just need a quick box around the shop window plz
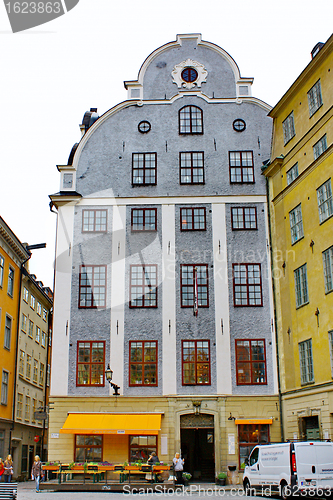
[129,341,157,386]
[129,435,157,463]
[77,341,105,386]
[75,435,103,462]
[238,424,269,469]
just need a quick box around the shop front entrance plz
[180,414,215,482]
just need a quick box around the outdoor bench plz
[0,482,17,500]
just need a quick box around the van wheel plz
[244,480,251,496]
[281,482,291,500]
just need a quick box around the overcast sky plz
[0,0,332,288]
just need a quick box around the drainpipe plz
[265,176,284,442]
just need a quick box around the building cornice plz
[0,216,31,262]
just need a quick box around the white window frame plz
[299,339,314,384]
[25,395,30,421]
[4,315,12,350]
[30,295,35,310]
[41,331,46,348]
[323,246,333,294]
[35,326,40,343]
[19,350,25,376]
[21,313,27,333]
[17,393,23,419]
[7,267,14,297]
[313,135,327,160]
[329,331,333,378]
[308,79,322,117]
[42,308,47,322]
[317,179,333,223]
[37,302,42,316]
[289,204,304,244]
[1,370,9,405]
[282,111,295,145]
[294,263,309,308]
[23,287,29,302]
[286,163,299,185]
[0,255,4,288]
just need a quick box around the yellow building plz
[264,34,333,441]
[0,216,30,460]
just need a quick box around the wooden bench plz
[0,482,17,499]
[54,470,103,484]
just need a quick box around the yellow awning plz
[60,413,162,435]
[234,418,273,425]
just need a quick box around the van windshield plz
[249,447,259,466]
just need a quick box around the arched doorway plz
[180,414,215,482]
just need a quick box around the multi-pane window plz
[21,314,27,333]
[77,341,105,386]
[299,339,314,384]
[7,267,14,296]
[41,331,46,348]
[129,435,157,463]
[28,320,34,338]
[1,371,9,405]
[19,350,25,376]
[30,295,35,310]
[35,326,40,343]
[47,364,50,387]
[25,395,30,421]
[33,360,38,384]
[282,111,295,144]
[294,263,309,308]
[36,302,42,316]
[0,255,4,287]
[323,246,333,294]
[131,208,157,231]
[17,393,23,419]
[75,435,102,462]
[130,265,157,308]
[329,331,333,377]
[132,153,157,185]
[239,425,269,469]
[289,204,304,244]
[23,287,29,302]
[235,340,266,385]
[317,179,333,223]
[231,207,257,230]
[308,80,322,117]
[313,135,327,160]
[39,363,45,386]
[181,208,206,231]
[42,308,47,322]
[82,209,107,232]
[129,341,157,386]
[180,265,209,307]
[182,340,210,385]
[4,316,12,350]
[229,151,254,183]
[32,399,37,423]
[79,265,106,309]
[233,264,262,306]
[180,152,204,184]
[287,163,299,185]
[26,355,31,380]
[179,105,203,134]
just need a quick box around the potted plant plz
[182,472,192,486]
[217,471,227,486]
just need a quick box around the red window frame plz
[82,209,107,233]
[235,339,267,385]
[74,435,103,462]
[229,151,254,184]
[131,208,157,232]
[76,340,105,387]
[231,207,257,230]
[129,435,157,463]
[238,424,270,469]
[79,265,106,309]
[180,264,209,308]
[232,263,263,307]
[132,153,157,186]
[179,105,203,135]
[180,207,206,231]
[129,265,158,308]
[129,340,158,387]
[182,340,211,385]
[179,152,205,185]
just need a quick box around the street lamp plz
[105,364,120,395]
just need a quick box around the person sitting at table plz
[147,452,159,465]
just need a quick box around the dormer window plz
[179,106,203,135]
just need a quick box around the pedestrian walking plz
[31,455,42,492]
[173,452,184,485]
[0,458,4,482]
[4,455,13,482]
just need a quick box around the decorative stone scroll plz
[180,413,214,428]
[171,59,208,89]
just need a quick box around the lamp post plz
[105,364,120,395]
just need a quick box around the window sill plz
[296,301,309,310]
[300,380,315,387]
[284,135,296,147]
[325,288,333,296]
[291,235,304,246]
[319,213,333,225]
[309,103,323,119]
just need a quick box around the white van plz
[243,442,333,498]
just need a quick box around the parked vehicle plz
[243,441,333,499]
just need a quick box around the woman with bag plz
[31,455,42,493]
[4,455,13,482]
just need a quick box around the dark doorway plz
[181,427,215,481]
[299,416,320,441]
[28,445,34,476]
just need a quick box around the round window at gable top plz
[233,119,246,132]
[181,67,198,83]
[138,121,151,134]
